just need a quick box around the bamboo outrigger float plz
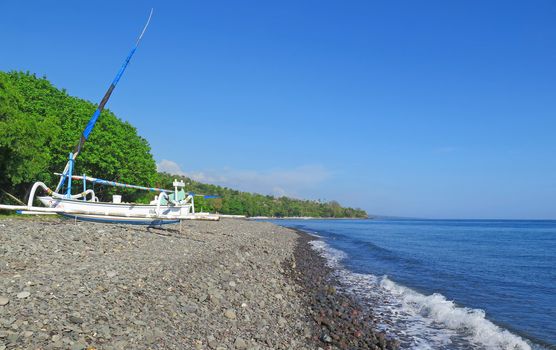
[0,10,219,225]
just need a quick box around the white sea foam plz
[305,231,323,239]
[381,277,532,350]
[309,239,347,267]
[308,238,535,350]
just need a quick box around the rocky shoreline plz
[287,230,399,350]
[0,217,396,349]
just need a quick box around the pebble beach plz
[0,217,397,350]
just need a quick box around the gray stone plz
[62,336,73,344]
[207,335,218,349]
[224,309,236,320]
[234,337,247,349]
[16,291,30,299]
[98,325,111,339]
[320,333,332,343]
[0,296,9,306]
[144,330,157,344]
[182,303,198,313]
[71,342,87,350]
[113,340,128,350]
[209,294,221,306]
[68,314,84,324]
[6,332,18,343]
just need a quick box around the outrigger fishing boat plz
[0,10,219,225]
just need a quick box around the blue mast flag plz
[76,9,153,153]
[80,48,136,142]
[56,9,153,193]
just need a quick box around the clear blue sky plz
[2,1,555,219]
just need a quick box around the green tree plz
[0,71,157,203]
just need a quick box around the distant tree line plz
[0,71,367,218]
[155,172,368,218]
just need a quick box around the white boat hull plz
[38,196,193,220]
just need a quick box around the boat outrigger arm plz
[55,9,153,194]
[54,173,173,194]
[54,173,221,201]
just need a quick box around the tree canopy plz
[0,71,157,202]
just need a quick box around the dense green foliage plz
[0,71,367,218]
[155,172,368,218]
[0,71,157,203]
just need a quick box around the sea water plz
[269,219,556,350]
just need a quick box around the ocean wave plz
[309,239,347,267]
[290,226,324,238]
[380,277,532,350]
[309,238,534,350]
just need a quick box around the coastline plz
[0,217,395,349]
[286,228,399,350]
[279,220,548,350]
